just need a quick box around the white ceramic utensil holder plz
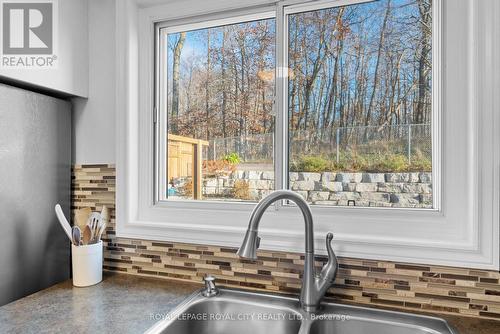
[72,240,103,287]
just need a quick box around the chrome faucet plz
[237,190,338,312]
[202,275,218,297]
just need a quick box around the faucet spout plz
[237,190,338,312]
[237,190,314,257]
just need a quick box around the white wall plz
[72,0,275,164]
[72,0,116,164]
[138,0,274,17]
[0,0,89,97]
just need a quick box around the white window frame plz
[116,0,500,270]
[155,10,277,205]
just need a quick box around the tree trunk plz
[205,30,211,140]
[365,0,391,127]
[221,28,228,139]
[415,0,432,124]
[171,32,186,132]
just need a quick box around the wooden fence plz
[168,134,209,199]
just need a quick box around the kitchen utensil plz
[86,212,102,244]
[82,225,92,245]
[96,222,107,242]
[72,226,82,246]
[55,204,73,242]
[75,207,91,231]
[100,206,109,226]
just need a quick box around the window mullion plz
[274,2,288,210]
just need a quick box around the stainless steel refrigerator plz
[0,83,71,306]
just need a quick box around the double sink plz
[147,191,457,334]
[146,288,457,334]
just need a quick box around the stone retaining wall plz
[203,171,432,208]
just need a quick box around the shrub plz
[223,153,241,164]
[233,180,251,200]
[203,160,236,177]
[290,156,330,172]
[409,150,432,171]
[290,152,432,173]
[178,179,193,198]
[369,154,408,172]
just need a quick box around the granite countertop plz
[0,272,199,334]
[0,272,498,334]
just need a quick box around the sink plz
[145,288,457,334]
[146,289,303,334]
[309,303,456,334]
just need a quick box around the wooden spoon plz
[75,207,91,231]
[82,225,92,245]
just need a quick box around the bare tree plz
[205,30,211,140]
[415,0,432,124]
[365,0,391,127]
[171,32,186,132]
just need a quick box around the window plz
[158,0,434,209]
[118,0,499,270]
[287,0,433,208]
[158,15,276,202]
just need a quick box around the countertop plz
[0,272,498,334]
[0,272,199,334]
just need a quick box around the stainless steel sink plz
[309,303,456,334]
[145,288,457,334]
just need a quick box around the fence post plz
[213,141,216,161]
[194,140,203,200]
[407,124,412,164]
[336,128,340,164]
[272,133,275,164]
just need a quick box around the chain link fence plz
[205,133,274,163]
[291,124,431,164]
[205,124,431,165]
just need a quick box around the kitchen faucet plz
[237,190,338,312]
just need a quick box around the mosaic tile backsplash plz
[72,164,500,320]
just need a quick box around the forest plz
[165,0,432,169]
